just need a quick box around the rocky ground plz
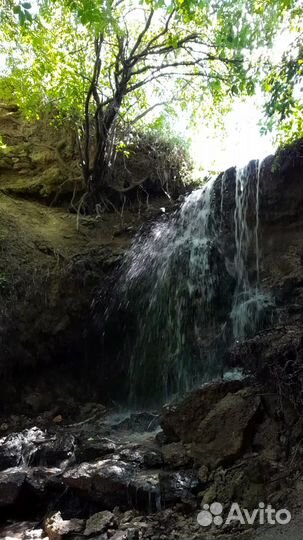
[1,380,303,540]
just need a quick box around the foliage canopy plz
[0,0,302,200]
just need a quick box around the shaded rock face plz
[190,387,261,468]
[160,381,283,470]
[213,141,303,402]
[160,380,244,443]
[62,460,135,507]
[218,142,303,306]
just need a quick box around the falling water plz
[220,171,227,231]
[255,159,261,285]
[105,159,274,405]
[231,160,273,341]
[116,177,229,405]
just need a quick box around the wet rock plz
[63,458,163,511]
[0,468,26,506]
[84,511,116,536]
[44,511,84,540]
[161,443,192,469]
[0,427,45,470]
[143,449,163,468]
[25,527,46,539]
[62,459,134,507]
[25,466,63,496]
[33,433,75,466]
[76,437,116,462]
[0,522,41,540]
[118,447,145,465]
[190,387,261,468]
[0,438,20,470]
[130,470,161,511]
[159,470,199,504]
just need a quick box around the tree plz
[0,0,33,26]
[78,5,252,204]
[261,3,303,144]
[0,0,300,209]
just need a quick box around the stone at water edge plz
[63,459,162,510]
[25,528,46,539]
[44,511,84,540]
[75,437,116,462]
[159,470,199,504]
[0,521,42,540]
[84,511,116,536]
[143,449,163,467]
[62,459,134,507]
[0,468,26,506]
[32,433,75,466]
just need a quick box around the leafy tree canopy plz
[0,0,296,120]
[262,3,303,144]
[0,0,302,199]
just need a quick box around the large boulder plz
[0,427,45,471]
[62,459,133,507]
[32,433,76,467]
[75,437,116,462]
[62,459,161,510]
[190,387,261,467]
[161,382,263,469]
[160,380,245,443]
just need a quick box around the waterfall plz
[220,171,227,231]
[255,159,261,285]
[115,177,228,406]
[104,159,274,405]
[231,160,273,341]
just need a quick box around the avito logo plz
[197,502,291,527]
